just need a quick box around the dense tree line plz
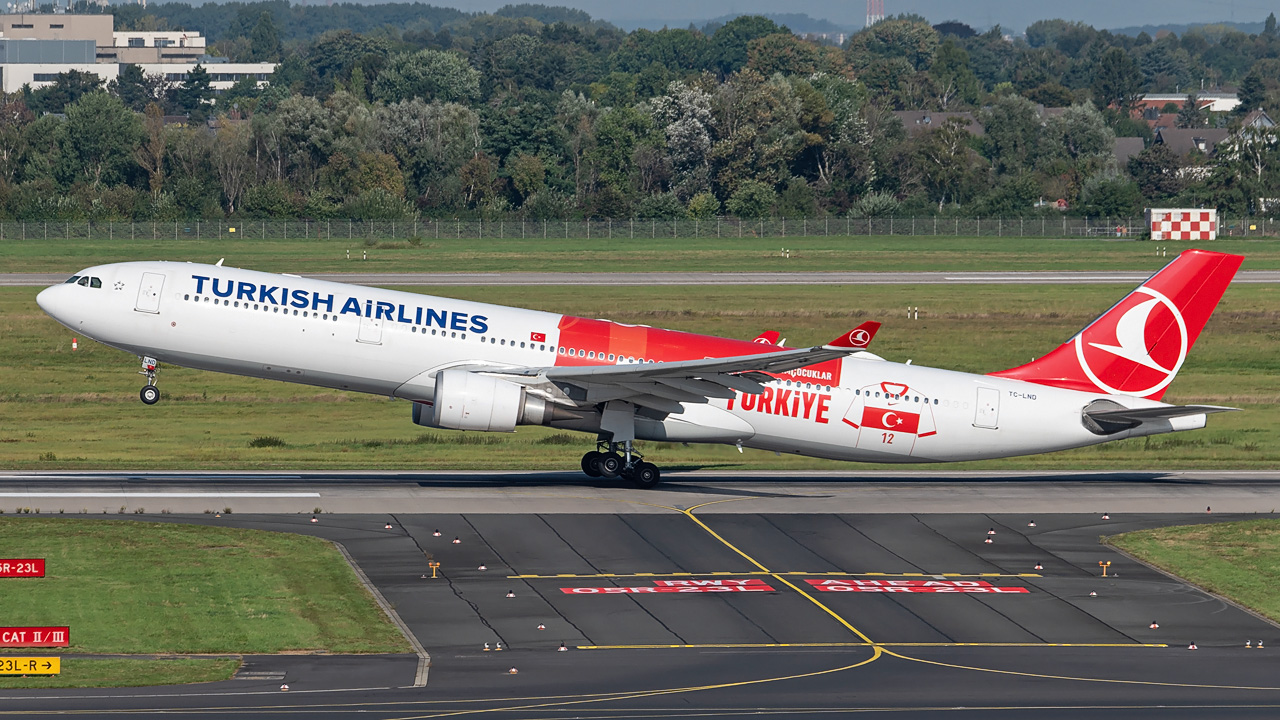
[5,5,1280,221]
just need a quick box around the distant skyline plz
[437,0,1277,33]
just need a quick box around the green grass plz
[0,518,409,654]
[1110,519,1280,623]
[3,235,1279,274]
[0,658,239,689]
[3,281,1278,470]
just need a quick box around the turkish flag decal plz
[530,332,547,342]
[860,406,920,434]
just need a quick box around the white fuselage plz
[37,261,1192,464]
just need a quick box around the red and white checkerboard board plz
[1149,210,1217,240]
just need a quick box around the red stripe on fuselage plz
[553,316,842,385]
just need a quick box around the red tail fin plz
[990,249,1242,400]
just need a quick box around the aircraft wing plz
[1082,403,1237,434]
[495,344,855,415]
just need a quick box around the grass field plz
[0,658,239,689]
[1110,519,1280,624]
[3,235,1279,274]
[0,518,408,654]
[3,279,1277,471]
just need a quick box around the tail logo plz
[1073,286,1188,397]
[848,328,872,347]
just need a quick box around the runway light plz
[1089,591,1097,597]
[1207,506,1212,514]
[433,529,442,537]
[1247,640,1252,648]
[508,667,519,674]
[478,564,488,571]
[1102,513,1110,520]
[452,537,462,544]
[483,643,490,651]
[1027,521,1036,527]
[987,528,996,535]
[506,590,515,598]
[1259,641,1265,649]
[496,642,503,651]
[983,537,993,544]
[1034,563,1043,571]
[71,338,77,350]
[1188,642,1198,650]
[280,684,289,691]
[1150,621,1159,629]
[537,624,545,630]
[310,515,318,523]
[384,523,393,529]
[558,642,568,652]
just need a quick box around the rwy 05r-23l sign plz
[0,657,60,675]
[563,579,775,594]
[0,559,45,578]
[807,579,1029,594]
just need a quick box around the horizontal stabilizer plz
[1082,401,1237,435]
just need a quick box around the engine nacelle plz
[417,370,546,432]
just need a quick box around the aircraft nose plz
[36,284,68,322]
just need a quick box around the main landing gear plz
[581,440,661,489]
[138,356,160,405]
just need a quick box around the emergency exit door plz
[135,272,165,314]
[974,387,1000,429]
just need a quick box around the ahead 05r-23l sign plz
[0,559,45,578]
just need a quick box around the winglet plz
[826,321,881,349]
[752,331,781,345]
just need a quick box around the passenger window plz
[541,345,546,351]
[588,351,595,359]
[520,342,525,348]
[89,277,101,288]
[558,347,564,354]
[609,354,615,361]
[184,294,189,301]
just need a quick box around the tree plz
[1176,94,1205,128]
[372,49,482,104]
[979,94,1041,174]
[1091,48,1143,114]
[1237,69,1266,114]
[58,92,143,188]
[912,117,986,208]
[1039,103,1117,201]
[726,179,776,218]
[110,64,158,112]
[708,16,784,77]
[0,95,33,186]
[135,103,166,198]
[846,18,940,73]
[1127,144,1182,199]
[174,65,214,121]
[507,152,545,201]
[27,70,103,114]
[213,121,253,214]
[249,11,282,62]
[1265,12,1277,38]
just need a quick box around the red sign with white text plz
[563,579,774,594]
[0,559,44,578]
[0,627,69,647]
[806,579,1028,594]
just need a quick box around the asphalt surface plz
[5,474,1280,718]
[5,270,1280,286]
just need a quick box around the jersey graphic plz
[841,381,937,455]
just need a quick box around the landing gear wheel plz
[598,453,624,478]
[581,451,604,478]
[140,385,160,405]
[629,462,660,489]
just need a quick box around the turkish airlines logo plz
[848,328,872,348]
[1073,286,1188,397]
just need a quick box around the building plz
[0,13,272,94]
[891,111,984,138]
[1135,93,1240,114]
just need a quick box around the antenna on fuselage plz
[216,258,225,267]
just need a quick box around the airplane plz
[36,249,1241,489]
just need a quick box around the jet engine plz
[415,369,547,432]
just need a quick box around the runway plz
[5,270,1280,286]
[4,472,1280,718]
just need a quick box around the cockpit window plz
[64,275,80,284]
[89,277,101,288]
[77,277,90,287]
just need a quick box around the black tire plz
[140,386,160,405]
[598,453,624,478]
[580,451,604,477]
[630,462,661,489]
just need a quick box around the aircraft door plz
[974,387,1000,429]
[357,315,383,345]
[135,272,165,314]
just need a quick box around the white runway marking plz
[0,492,321,498]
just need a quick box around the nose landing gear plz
[580,440,661,489]
[138,356,160,405]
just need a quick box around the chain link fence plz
[1,216,1276,241]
